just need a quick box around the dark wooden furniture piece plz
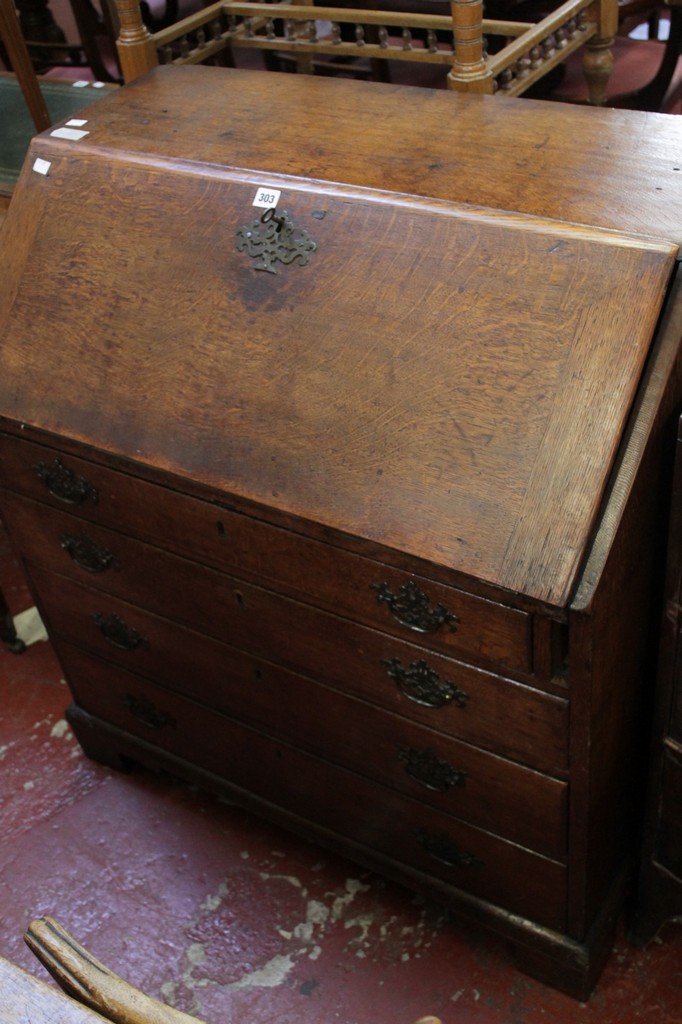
[0,0,50,130]
[632,415,682,946]
[14,0,121,82]
[2,66,682,1000]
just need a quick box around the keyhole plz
[235,590,245,608]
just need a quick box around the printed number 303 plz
[254,188,281,208]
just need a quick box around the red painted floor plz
[1,520,681,1024]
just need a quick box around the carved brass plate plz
[236,208,316,274]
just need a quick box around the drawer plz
[0,435,532,674]
[10,498,568,773]
[62,646,567,932]
[34,567,567,857]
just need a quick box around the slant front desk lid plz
[0,86,676,608]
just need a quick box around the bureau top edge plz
[24,64,682,248]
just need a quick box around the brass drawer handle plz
[60,533,118,574]
[33,459,98,505]
[416,828,482,869]
[93,613,148,652]
[398,745,467,792]
[382,657,469,709]
[372,581,459,635]
[122,693,175,730]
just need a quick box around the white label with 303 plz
[253,187,281,209]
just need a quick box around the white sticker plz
[93,82,106,88]
[50,127,90,141]
[72,80,90,88]
[253,187,281,209]
[66,118,88,127]
[12,606,48,646]
[32,158,51,176]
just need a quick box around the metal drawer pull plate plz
[372,580,459,634]
[122,693,175,730]
[416,828,482,869]
[93,612,148,651]
[382,657,469,709]
[60,533,118,573]
[398,744,467,791]
[33,459,98,505]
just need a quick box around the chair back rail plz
[112,0,617,101]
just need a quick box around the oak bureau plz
[2,66,682,998]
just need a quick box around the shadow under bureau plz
[2,65,682,999]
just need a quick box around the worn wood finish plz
[0,434,533,674]
[0,953,110,1024]
[3,68,682,999]
[0,492,568,773]
[29,568,569,856]
[0,152,674,607]
[62,649,569,930]
[10,66,682,246]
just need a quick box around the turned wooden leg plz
[583,34,614,106]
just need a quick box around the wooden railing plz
[113,0,618,101]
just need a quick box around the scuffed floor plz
[1,520,681,1024]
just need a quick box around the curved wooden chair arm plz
[25,917,442,1024]
[24,918,207,1024]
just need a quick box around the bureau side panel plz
[567,273,682,937]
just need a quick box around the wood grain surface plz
[0,136,675,605]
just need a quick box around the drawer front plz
[7,496,568,773]
[34,567,567,857]
[62,646,567,932]
[0,435,532,673]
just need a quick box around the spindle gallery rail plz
[112,0,616,101]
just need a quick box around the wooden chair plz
[546,0,682,109]
[25,917,442,1024]
[11,0,122,82]
[112,0,618,103]
[0,0,50,130]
